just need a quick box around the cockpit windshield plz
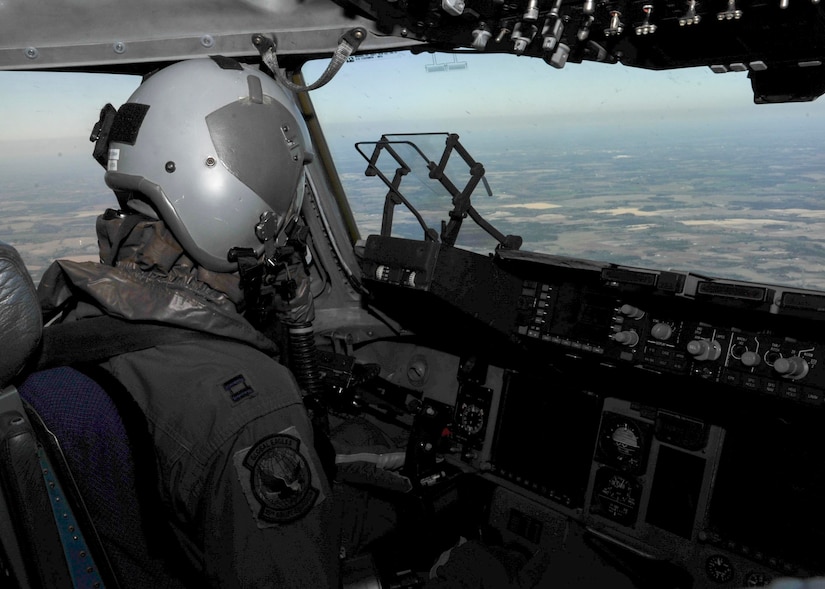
[0,72,139,281]
[3,54,824,290]
[304,51,825,290]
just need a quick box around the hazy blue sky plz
[303,51,824,133]
[0,71,139,160]
[3,51,821,163]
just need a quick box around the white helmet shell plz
[104,57,312,272]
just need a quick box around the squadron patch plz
[234,428,323,527]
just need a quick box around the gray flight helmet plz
[103,57,312,272]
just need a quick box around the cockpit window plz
[304,52,825,290]
[0,72,140,282]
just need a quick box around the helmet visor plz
[206,93,308,215]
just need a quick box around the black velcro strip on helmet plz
[110,103,150,146]
[210,55,243,70]
[90,103,118,168]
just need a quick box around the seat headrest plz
[0,241,42,387]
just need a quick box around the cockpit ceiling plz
[0,0,417,72]
[1,0,823,101]
[342,0,825,102]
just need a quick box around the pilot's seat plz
[0,241,191,589]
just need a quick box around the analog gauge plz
[706,554,735,584]
[743,572,771,587]
[597,415,649,473]
[452,384,492,449]
[458,402,485,436]
[590,467,642,526]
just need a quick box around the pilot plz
[36,57,340,588]
[33,55,538,589]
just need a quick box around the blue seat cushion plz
[18,366,193,589]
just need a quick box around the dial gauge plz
[458,402,485,436]
[452,384,492,449]
[590,467,642,526]
[597,415,649,473]
[706,554,734,583]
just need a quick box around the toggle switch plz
[604,11,624,36]
[636,4,657,34]
[717,0,743,19]
[679,0,701,25]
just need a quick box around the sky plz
[0,71,140,160]
[0,49,823,197]
[302,51,823,132]
[3,50,822,163]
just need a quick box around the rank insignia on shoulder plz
[234,427,324,527]
[223,374,256,404]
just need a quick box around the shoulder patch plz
[234,427,324,527]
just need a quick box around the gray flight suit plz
[37,214,340,588]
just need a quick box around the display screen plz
[549,285,616,343]
[491,371,602,508]
[707,410,825,572]
[646,446,705,539]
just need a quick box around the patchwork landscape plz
[3,118,825,292]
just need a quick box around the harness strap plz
[38,445,106,588]
[33,315,229,372]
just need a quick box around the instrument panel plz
[361,235,825,410]
[357,235,825,586]
[509,264,825,409]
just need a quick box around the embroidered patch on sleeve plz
[233,427,325,528]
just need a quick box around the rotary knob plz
[613,330,640,346]
[740,350,761,367]
[687,338,722,361]
[650,323,673,341]
[773,356,809,380]
[619,304,645,319]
